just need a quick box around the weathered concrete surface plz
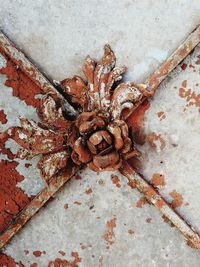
[0,0,200,266]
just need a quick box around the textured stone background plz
[0,0,200,266]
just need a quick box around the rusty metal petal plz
[60,75,88,109]
[37,94,71,131]
[37,150,70,181]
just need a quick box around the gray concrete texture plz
[0,0,200,266]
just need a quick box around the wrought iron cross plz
[0,25,200,249]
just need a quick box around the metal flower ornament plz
[8,45,151,178]
[1,25,200,250]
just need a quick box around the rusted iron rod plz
[120,162,200,250]
[146,24,200,94]
[124,24,200,120]
[0,31,78,117]
[0,164,80,249]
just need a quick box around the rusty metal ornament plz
[1,25,200,249]
[6,44,146,177]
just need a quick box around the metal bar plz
[120,162,200,250]
[146,24,200,94]
[0,164,80,249]
[124,24,200,120]
[0,30,77,116]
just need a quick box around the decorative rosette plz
[8,45,150,180]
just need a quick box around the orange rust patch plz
[179,86,200,110]
[146,132,166,150]
[74,174,82,180]
[0,160,31,233]
[169,190,183,209]
[196,59,200,64]
[33,251,42,257]
[0,253,25,267]
[126,100,150,132]
[0,52,43,108]
[111,174,121,188]
[151,173,166,189]
[0,132,15,160]
[48,252,81,267]
[128,229,134,235]
[74,201,81,205]
[157,111,166,121]
[85,188,93,194]
[64,203,69,209]
[182,80,187,88]
[30,263,38,267]
[136,197,148,208]
[102,216,117,247]
[0,110,7,124]
[127,178,136,189]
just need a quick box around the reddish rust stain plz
[146,217,152,223]
[151,173,166,189]
[58,250,66,256]
[181,63,188,70]
[196,59,200,65]
[179,82,200,110]
[48,252,81,267]
[157,111,166,121]
[74,201,81,205]
[169,190,183,209]
[128,229,134,235]
[136,197,148,208]
[0,131,15,160]
[30,263,38,267]
[74,174,82,180]
[64,203,69,209]
[146,132,166,150]
[127,178,136,189]
[143,186,166,209]
[0,53,43,107]
[0,160,31,233]
[102,216,117,247]
[85,188,93,194]
[0,110,7,124]
[126,100,150,132]
[0,253,25,267]
[182,80,187,88]
[111,174,121,188]
[25,163,32,168]
[33,251,42,257]
[148,59,173,90]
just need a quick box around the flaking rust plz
[0,25,200,249]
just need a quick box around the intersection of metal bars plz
[0,25,200,249]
